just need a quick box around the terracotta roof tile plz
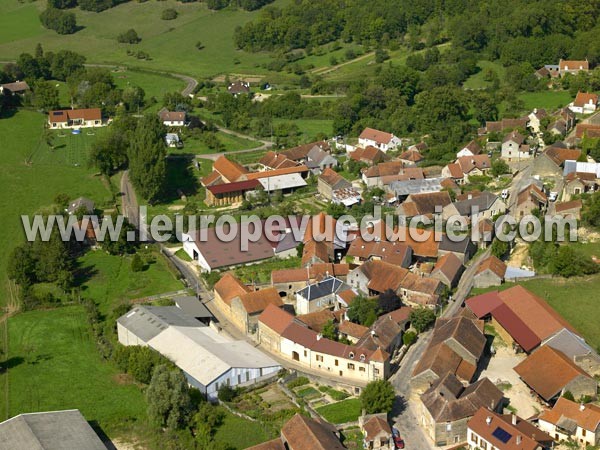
[475,255,507,279]
[214,273,251,307]
[239,287,283,314]
[258,303,296,335]
[540,397,600,432]
[359,127,394,144]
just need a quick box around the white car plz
[501,189,509,200]
[549,192,558,202]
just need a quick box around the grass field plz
[273,118,333,141]
[213,407,274,449]
[0,0,293,78]
[518,90,573,111]
[316,398,362,424]
[31,128,107,167]
[171,131,261,155]
[6,307,147,430]
[76,250,184,315]
[464,60,507,90]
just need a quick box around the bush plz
[360,380,395,414]
[161,8,178,20]
[409,307,436,333]
[118,29,141,44]
[403,331,417,347]
[217,384,239,402]
[40,7,77,35]
[287,376,310,389]
[131,254,144,272]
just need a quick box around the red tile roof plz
[239,287,283,314]
[258,303,296,335]
[214,272,251,307]
[573,91,598,108]
[213,155,249,182]
[540,397,600,432]
[475,255,507,279]
[49,108,102,123]
[359,127,394,144]
[349,146,389,164]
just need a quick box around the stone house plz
[318,168,351,201]
[359,414,394,450]
[358,127,401,153]
[538,397,600,447]
[473,255,507,288]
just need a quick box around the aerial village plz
[4,58,600,450]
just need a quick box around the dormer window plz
[360,354,366,362]
[349,352,354,359]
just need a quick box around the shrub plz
[40,7,77,35]
[403,331,417,347]
[118,29,141,44]
[217,384,239,402]
[131,254,144,272]
[287,376,310,389]
[161,8,178,20]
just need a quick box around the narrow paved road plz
[389,246,492,449]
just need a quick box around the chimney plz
[486,416,492,426]
[580,403,586,411]
[512,414,517,426]
[516,435,522,445]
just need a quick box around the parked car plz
[501,189,509,200]
[549,191,558,202]
[392,428,405,449]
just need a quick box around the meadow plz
[315,398,362,424]
[0,0,292,79]
[517,90,574,111]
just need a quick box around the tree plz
[377,289,401,314]
[40,7,78,35]
[117,29,141,44]
[33,81,59,111]
[403,331,417,347]
[347,295,380,327]
[491,158,510,177]
[127,114,166,203]
[146,365,192,430]
[131,254,144,272]
[490,239,509,259]
[122,85,145,112]
[321,319,337,341]
[161,8,178,20]
[217,384,238,402]
[360,380,396,414]
[409,307,436,333]
[101,219,138,255]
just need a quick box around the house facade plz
[48,108,104,129]
[358,127,401,152]
[538,397,600,447]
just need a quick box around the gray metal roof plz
[296,276,350,301]
[117,306,201,342]
[174,296,212,318]
[542,328,599,360]
[0,410,107,450]
[389,177,445,197]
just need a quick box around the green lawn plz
[464,60,507,90]
[0,0,293,78]
[273,118,333,141]
[316,398,362,424]
[76,250,184,315]
[0,110,113,310]
[6,307,147,431]
[213,406,274,449]
[31,128,108,168]
[518,90,573,111]
[172,131,261,155]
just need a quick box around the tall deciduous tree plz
[127,114,166,203]
[146,365,192,430]
[360,380,396,414]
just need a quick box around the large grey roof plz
[296,276,350,301]
[0,410,107,450]
[453,192,499,216]
[174,296,212,318]
[542,328,600,361]
[438,234,474,253]
[389,177,445,197]
[117,306,201,342]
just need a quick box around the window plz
[349,352,354,359]
[335,359,339,366]
[582,429,587,437]
[304,350,307,357]
[245,372,249,382]
[348,363,355,370]
[359,367,365,372]
[360,354,365,362]
[373,368,379,375]
[316,355,323,362]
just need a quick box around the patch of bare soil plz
[507,240,530,269]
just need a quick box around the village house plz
[431,253,464,288]
[569,92,599,114]
[538,397,600,446]
[447,191,507,224]
[437,234,477,264]
[418,373,504,447]
[0,409,109,450]
[564,171,598,200]
[346,237,412,268]
[514,345,597,404]
[245,413,345,450]
[456,140,482,158]
[473,255,507,288]
[356,307,412,355]
[338,318,370,344]
[0,80,30,95]
[480,116,529,135]
[534,64,561,79]
[389,177,451,204]
[555,199,583,219]
[560,59,590,76]
[397,191,453,221]
[304,146,338,174]
[317,168,352,201]
[443,155,491,184]
[281,141,331,164]
[117,305,281,399]
[271,263,350,299]
[467,408,554,450]
[349,146,390,165]
[576,123,600,139]
[258,151,299,170]
[527,108,548,133]
[466,285,578,354]
[295,276,353,315]
[362,161,424,187]
[158,107,186,126]
[48,108,104,129]
[359,414,394,450]
[67,196,94,215]
[515,183,548,218]
[412,315,487,391]
[399,147,424,165]
[257,304,390,386]
[227,81,250,96]
[501,131,532,161]
[358,127,401,152]
[532,142,581,177]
